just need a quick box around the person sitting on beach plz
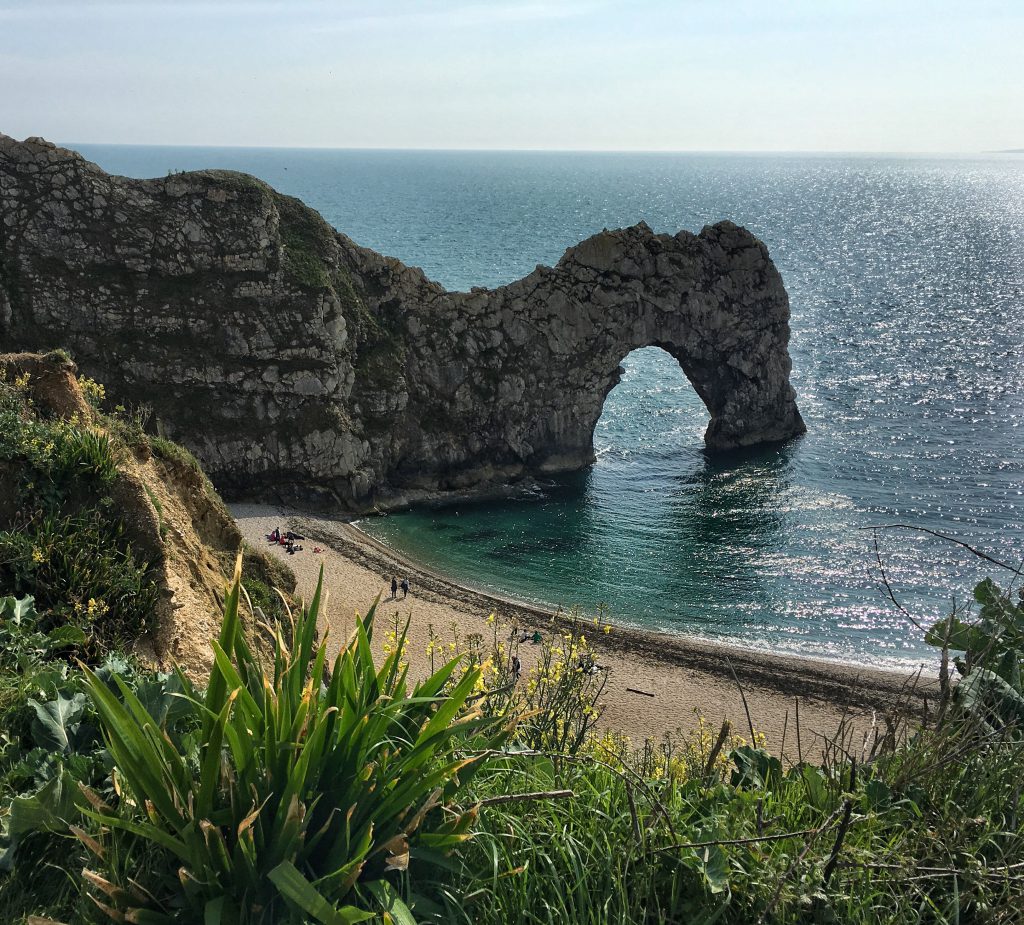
[269,527,280,543]
[400,577,410,599]
[391,576,398,599]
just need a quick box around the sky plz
[1,0,1022,153]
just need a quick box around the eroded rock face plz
[0,134,805,509]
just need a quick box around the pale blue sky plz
[1,0,1021,151]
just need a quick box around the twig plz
[821,799,854,888]
[626,687,655,697]
[839,860,1024,877]
[758,802,848,923]
[864,524,1021,574]
[654,828,823,854]
[726,658,756,742]
[625,781,644,848]
[870,527,923,630]
[477,789,574,807]
[795,697,803,765]
[703,719,731,779]
[468,680,515,704]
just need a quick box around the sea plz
[73,144,1024,671]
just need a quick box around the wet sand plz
[231,503,934,760]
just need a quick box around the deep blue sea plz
[74,144,1024,669]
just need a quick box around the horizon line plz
[58,140,1022,157]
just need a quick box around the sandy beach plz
[231,503,934,760]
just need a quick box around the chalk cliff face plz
[0,135,805,509]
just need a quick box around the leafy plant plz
[0,512,158,656]
[0,649,190,876]
[79,557,508,923]
[0,595,86,672]
[422,609,608,756]
[927,577,1024,734]
[51,426,119,487]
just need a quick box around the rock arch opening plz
[592,346,711,466]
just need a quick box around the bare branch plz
[863,524,1021,574]
[870,527,924,631]
[655,827,823,854]
[477,789,574,807]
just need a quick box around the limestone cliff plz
[0,135,805,509]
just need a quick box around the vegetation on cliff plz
[0,361,159,656]
[0,352,293,669]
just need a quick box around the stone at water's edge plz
[0,134,805,509]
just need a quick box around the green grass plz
[149,433,205,475]
[425,719,1023,924]
[274,192,335,289]
[0,511,159,654]
[421,577,1024,924]
[2,571,1022,924]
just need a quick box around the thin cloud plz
[0,0,600,24]
[310,2,602,33]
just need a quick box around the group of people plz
[389,575,411,599]
[267,526,317,556]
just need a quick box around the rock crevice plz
[0,134,805,509]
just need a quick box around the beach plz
[232,503,934,759]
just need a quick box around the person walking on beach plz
[511,654,522,682]
[400,577,410,599]
[390,576,398,600]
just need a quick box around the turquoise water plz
[75,145,1024,668]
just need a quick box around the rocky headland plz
[0,135,805,510]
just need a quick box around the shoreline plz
[345,518,927,706]
[231,502,935,752]
[351,516,929,681]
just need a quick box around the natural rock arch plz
[386,221,807,480]
[0,134,805,509]
[557,328,767,471]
